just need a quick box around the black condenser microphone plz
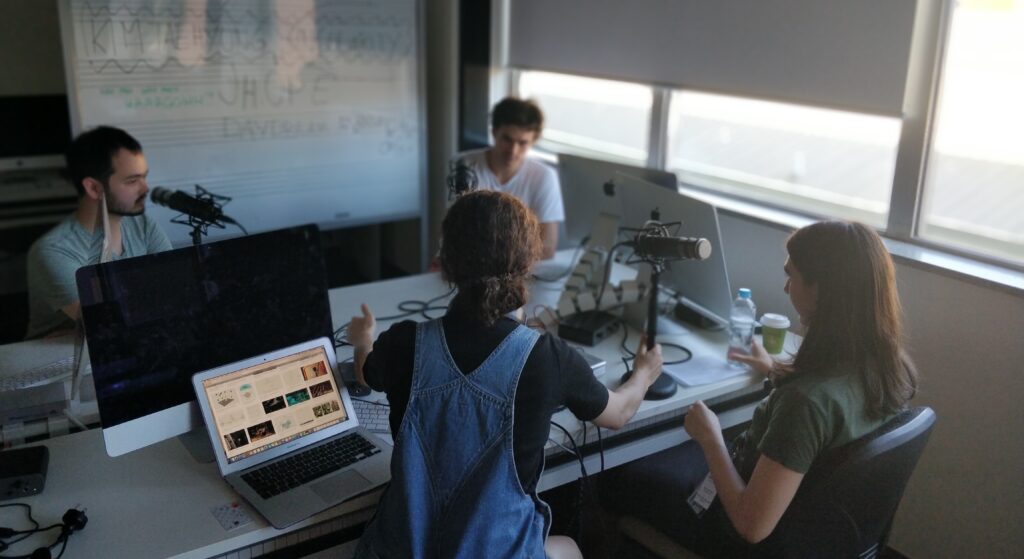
[446,158,478,198]
[150,187,233,224]
[634,232,712,261]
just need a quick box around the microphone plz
[634,232,712,261]
[150,187,233,224]
[446,158,478,198]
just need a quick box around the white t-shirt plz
[460,149,565,224]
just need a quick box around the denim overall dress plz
[355,319,549,558]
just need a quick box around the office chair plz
[617,406,937,559]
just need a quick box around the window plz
[500,1,1024,270]
[517,71,651,164]
[665,91,902,228]
[918,0,1024,263]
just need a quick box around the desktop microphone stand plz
[168,184,233,246]
[619,219,686,400]
[620,259,678,400]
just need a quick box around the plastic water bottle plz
[727,288,757,368]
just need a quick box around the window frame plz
[503,0,1023,275]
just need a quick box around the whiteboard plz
[58,0,425,245]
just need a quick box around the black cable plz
[0,504,38,548]
[550,420,588,544]
[595,240,633,306]
[387,287,455,321]
[617,318,692,365]
[54,532,71,559]
[0,503,78,559]
[531,239,588,282]
[549,420,586,480]
[332,288,456,348]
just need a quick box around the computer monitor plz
[0,95,72,172]
[615,173,733,327]
[76,224,332,457]
[557,153,679,250]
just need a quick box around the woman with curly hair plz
[348,190,664,558]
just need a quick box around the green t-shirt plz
[736,365,892,476]
[25,213,172,339]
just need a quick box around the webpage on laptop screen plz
[201,347,348,464]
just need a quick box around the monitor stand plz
[178,429,216,463]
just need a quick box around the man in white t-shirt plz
[460,97,564,258]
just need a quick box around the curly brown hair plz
[440,190,542,325]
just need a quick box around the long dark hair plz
[440,190,542,325]
[786,221,917,418]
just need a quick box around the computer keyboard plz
[0,357,76,392]
[352,399,391,434]
[241,432,381,499]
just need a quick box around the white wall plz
[0,0,66,96]
[719,213,1024,558]
[889,262,1024,558]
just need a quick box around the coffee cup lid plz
[761,313,791,329]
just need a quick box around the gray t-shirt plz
[25,213,172,339]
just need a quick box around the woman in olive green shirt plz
[603,221,918,556]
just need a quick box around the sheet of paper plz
[663,355,750,387]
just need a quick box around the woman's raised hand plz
[728,340,775,378]
[346,303,376,349]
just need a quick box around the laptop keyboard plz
[352,399,391,434]
[241,432,381,499]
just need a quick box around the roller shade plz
[509,0,919,116]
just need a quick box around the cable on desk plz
[380,287,456,322]
[0,503,39,548]
[617,318,693,366]
[333,323,350,349]
[595,240,634,306]
[531,239,588,283]
[0,503,84,559]
[332,288,456,348]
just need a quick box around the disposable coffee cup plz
[760,313,791,354]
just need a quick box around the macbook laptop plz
[192,337,392,528]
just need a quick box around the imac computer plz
[557,153,679,250]
[615,172,734,328]
[0,95,72,172]
[76,224,332,458]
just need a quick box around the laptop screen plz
[199,346,349,464]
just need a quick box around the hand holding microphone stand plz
[620,221,712,400]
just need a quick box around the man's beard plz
[105,190,146,217]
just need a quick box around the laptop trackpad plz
[312,470,372,503]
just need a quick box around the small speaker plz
[0,446,48,501]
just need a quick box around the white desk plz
[0,253,776,558]
[328,263,770,492]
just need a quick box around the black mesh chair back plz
[761,406,936,558]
